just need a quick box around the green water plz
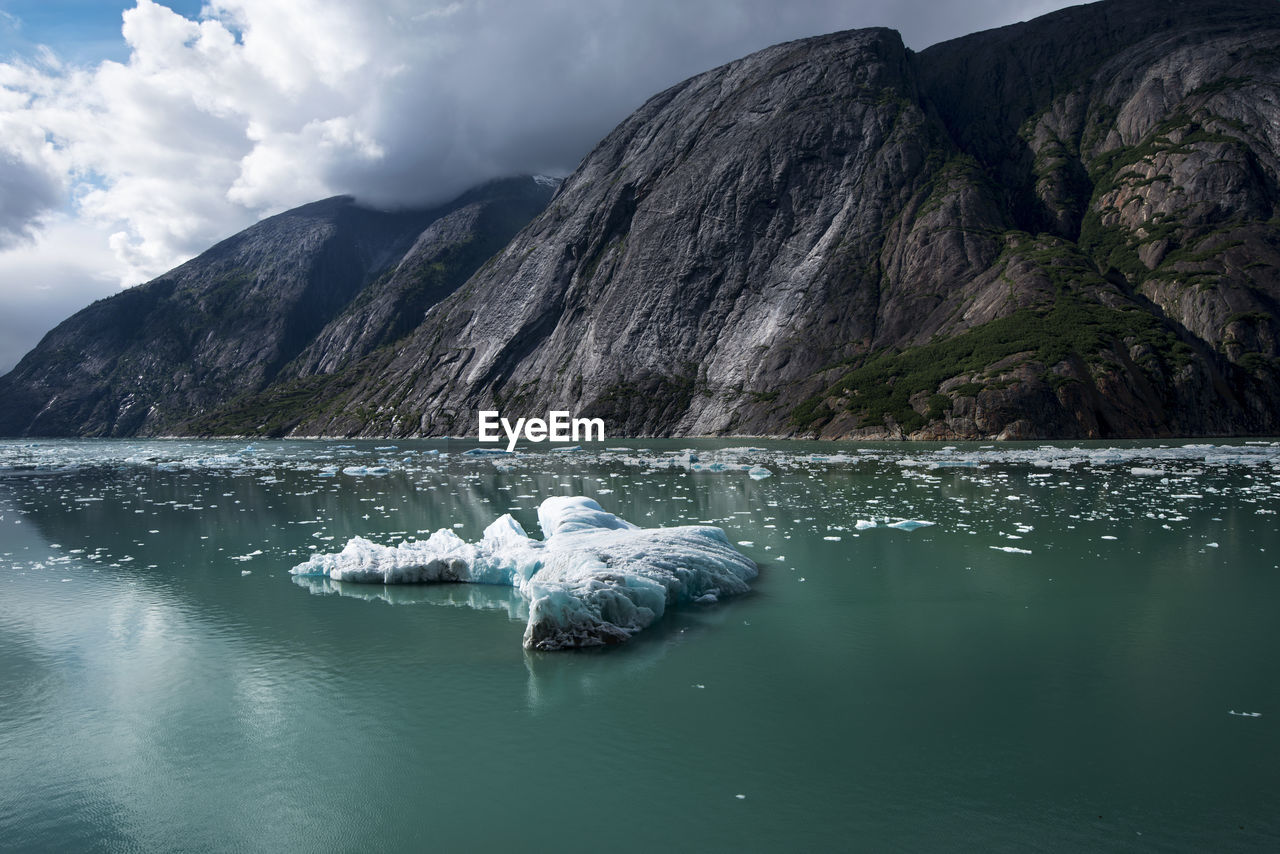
[1,439,1277,852]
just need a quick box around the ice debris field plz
[2,438,1278,649]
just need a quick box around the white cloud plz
[0,0,1077,373]
[0,216,124,372]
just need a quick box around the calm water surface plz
[1,438,1276,852]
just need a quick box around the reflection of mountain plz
[7,454,701,703]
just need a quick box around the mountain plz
[0,177,554,436]
[270,0,1280,440]
[5,0,1280,440]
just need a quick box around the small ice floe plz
[990,545,1032,554]
[230,550,263,562]
[747,465,772,480]
[888,519,934,531]
[1130,467,1165,476]
[1206,542,1219,548]
[823,535,841,541]
[240,570,252,576]
[854,519,877,530]
[342,466,388,476]
[463,448,512,456]
[1229,710,1262,717]
[1100,535,1118,540]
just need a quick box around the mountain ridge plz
[0,177,554,436]
[4,0,1280,439]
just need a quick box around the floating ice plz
[748,465,772,480]
[291,496,757,650]
[854,519,877,530]
[887,520,934,531]
[990,545,1032,554]
[341,465,388,476]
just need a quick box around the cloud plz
[0,0,1077,372]
[0,216,124,372]
[0,58,66,249]
[0,149,63,249]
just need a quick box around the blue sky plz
[0,1,206,63]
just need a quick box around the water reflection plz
[294,575,528,619]
[3,438,1280,851]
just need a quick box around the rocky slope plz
[4,0,1280,440]
[271,0,1278,440]
[0,177,553,436]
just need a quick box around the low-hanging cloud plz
[0,0,1073,372]
[0,153,62,249]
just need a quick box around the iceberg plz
[290,496,758,650]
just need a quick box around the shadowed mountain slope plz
[0,177,553,436]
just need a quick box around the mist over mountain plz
[3,0,1279,440]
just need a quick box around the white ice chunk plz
[291,528,477,584]
[888,519,935,531]
[537,495,637,537]
[291,496,757,650]
[748,465,772,479]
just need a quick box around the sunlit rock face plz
[309,0,1280,441]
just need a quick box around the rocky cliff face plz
[4,0,1279,440]
[275,0,1280,440]
[0,177,553,436]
